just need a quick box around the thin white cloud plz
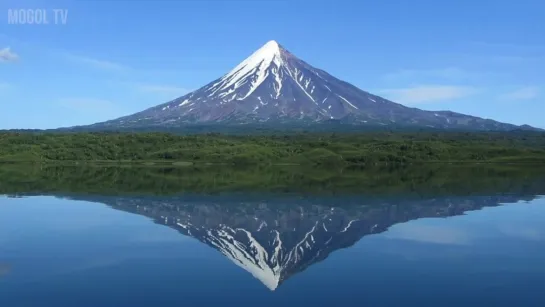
[438,51,545,66]
[137,84,190,96]
[379,85,477,105]
[129,231,189,243]
[498,225,544,241]
[384,224,471,245]
[0,47,19,62]
[383,67,491,81]
[57,98,121,114]
[63,53,129,71]
[487,55,534,65]
[469,41,545,53]
[499,86,540,101]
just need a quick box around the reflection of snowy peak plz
[177,208,369,290]
[80,194,535,290]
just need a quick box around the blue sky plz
[0,0,543,129]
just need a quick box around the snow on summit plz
[92,40,533,131]
[226,40,284,77]
[207,40,286,100]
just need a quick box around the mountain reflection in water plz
[67,193,539,290]
[2,165,545,292]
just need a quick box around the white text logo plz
[7,9,68,25]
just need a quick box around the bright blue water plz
[1,195,544,307]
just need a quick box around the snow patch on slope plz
[207,227,281,291]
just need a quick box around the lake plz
[0,165,544,307]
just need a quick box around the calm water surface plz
[1,168,545,306]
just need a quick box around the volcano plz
[88,40,535,131]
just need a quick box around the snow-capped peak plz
[204,40,288,100]
[226,41,284,75]
[259,40,283,56]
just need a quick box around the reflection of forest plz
[1,164,545,197]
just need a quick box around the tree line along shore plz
[0,131,544,165]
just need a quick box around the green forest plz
[1,131,545,165]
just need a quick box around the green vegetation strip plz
[1,131,545,165]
